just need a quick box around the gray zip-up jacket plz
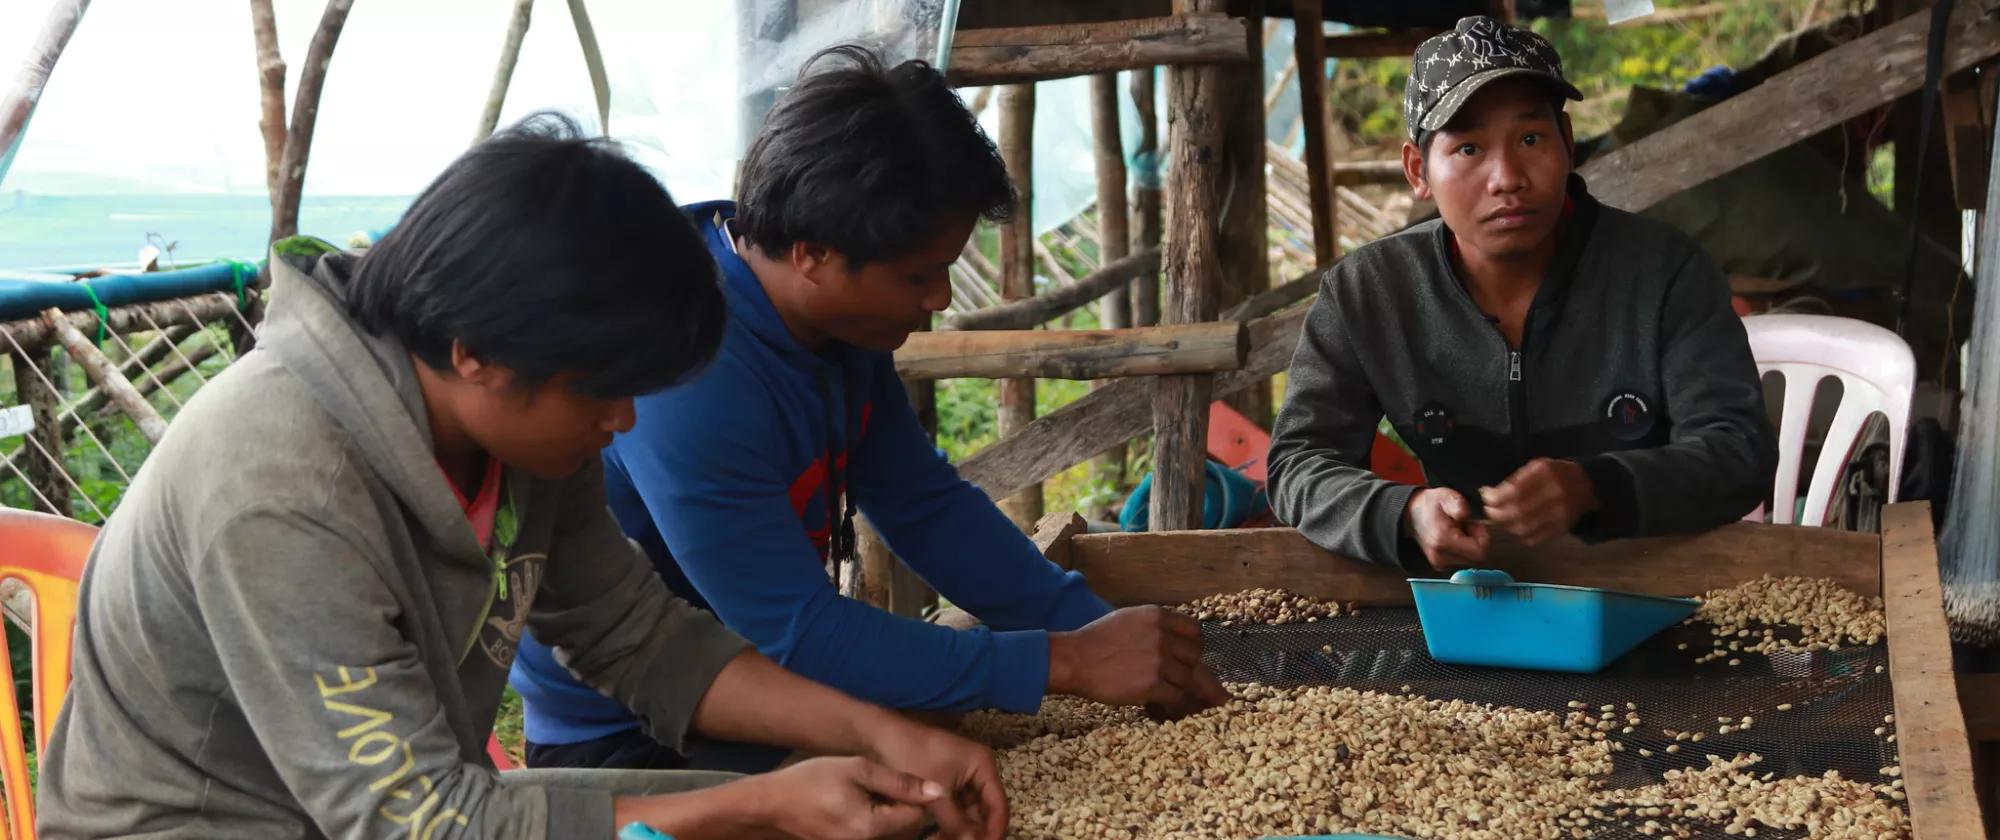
[1268,176,1776,569]
[37,246,750,839]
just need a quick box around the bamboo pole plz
[476,0,537,143]
[39,309,167,444]
[1130,68,1163,328]
[997,83,1041,529]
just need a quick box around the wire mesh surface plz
[1198,608,1905,839]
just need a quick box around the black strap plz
[1897,0,1959,338]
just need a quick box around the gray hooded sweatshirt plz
[36,245,751,839]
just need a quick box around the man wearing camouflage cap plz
[1268,16,1777,570]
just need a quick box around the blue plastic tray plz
[1408,569,1699,673]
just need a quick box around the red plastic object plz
[1206,403,1426,488]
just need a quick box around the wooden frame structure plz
[1027,502,1985,838]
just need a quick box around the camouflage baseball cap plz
[1403,16,1584,143]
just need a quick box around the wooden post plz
[997,83,1042,530]
[1091,72,1131,508]
[1131,67,1163,328]
[1152,0,1239,531]
[0,0,91,180]
[1092,74,1133,329]
[8,347,70,515]
[1293,0,1337,266]
[1219,6,1271,427]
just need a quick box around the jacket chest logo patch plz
[1601,390,1656,442]
[1414,403,1456,446]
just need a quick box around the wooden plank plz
[1030,510,1088,570]
[946,13,1251,86]
[957,301,1308,502]
[938,251,1158,331]
[1333,159,1406,187]
[1882,501,1986,839]
[896,323,1246,380]
[1293,0,1337,265]
[997,82,1041,529]
[1581,3,2000,212]
[1325,28,1442,60]
[1065,521,1881,607]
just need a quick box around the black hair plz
[735,44,1016,267]
[348,112,724,398]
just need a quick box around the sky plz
[0,0,756,199]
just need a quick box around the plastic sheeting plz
[1942,115,2000,643]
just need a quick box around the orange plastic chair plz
[0,507,95,840]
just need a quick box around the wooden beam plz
[945,13,1251,86]
[0,293,241,354]
[1130,68,1164,328]
[1882,501,1985,839]
[960,303,1307,502]
[1219,10,1271,426]
[39,308,167,444]
[939,251,1159,331]
[1031,511,1088,570]
[997,83,1041,529]
[896,323,1247,381]
[1581,3,2000,212]
[1293,0,1337,265]
[1325,29,1442,60]
[1064,521,1880,608]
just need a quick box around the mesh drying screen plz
[1193,608,1905,838]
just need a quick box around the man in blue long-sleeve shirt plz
[508,45,1229,772]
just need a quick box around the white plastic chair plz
[1743,314,1915,528]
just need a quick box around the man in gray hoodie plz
[1268,17,1776,571]
[36,115,1006,840]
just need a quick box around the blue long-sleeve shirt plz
[509,201,1112,746]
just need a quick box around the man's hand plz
[863,716,1007,840]
[614,756,937,840]
[1403,487,1491,570]
[1480,458,1598,546]
[745,756,936,839]
[1047,606,1232,715]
